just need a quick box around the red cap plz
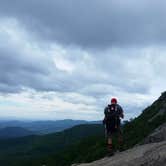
[111,98,117,104]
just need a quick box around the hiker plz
[103,98,124,155]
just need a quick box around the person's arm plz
[103,118,106,125]
[118,105,124,119]
[103,107,107,125]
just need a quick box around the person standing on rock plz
[103,98,124,155]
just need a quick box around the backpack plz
[104,104,121,127]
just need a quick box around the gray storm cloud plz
[0,0,165,120]
[0,0,166,48]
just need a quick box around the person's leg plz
[105,124,114,156]
[117,128,124,151]
[105,125,112,149]
[107,133,114,156]
[108,137,112,145]
[108,137,113,151]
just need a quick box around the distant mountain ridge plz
[0,123,104,166]
[0,127,35,139]
[0,119,97,134]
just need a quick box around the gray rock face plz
[144,122,166,144]
[73,141,166,166]
[72,123,166,166]
[148,109,166,122]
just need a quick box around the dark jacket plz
[103,104,124,131]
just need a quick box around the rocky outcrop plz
[73,141,166,166]
[72,122,166,166]
[144,122,166,144]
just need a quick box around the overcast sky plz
[0,0,166,121]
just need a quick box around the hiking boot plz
[118,138,124,152]
[118,144,124,152]
[107,150,114,156]
[114,143,124,153]
[107,143,114,156]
